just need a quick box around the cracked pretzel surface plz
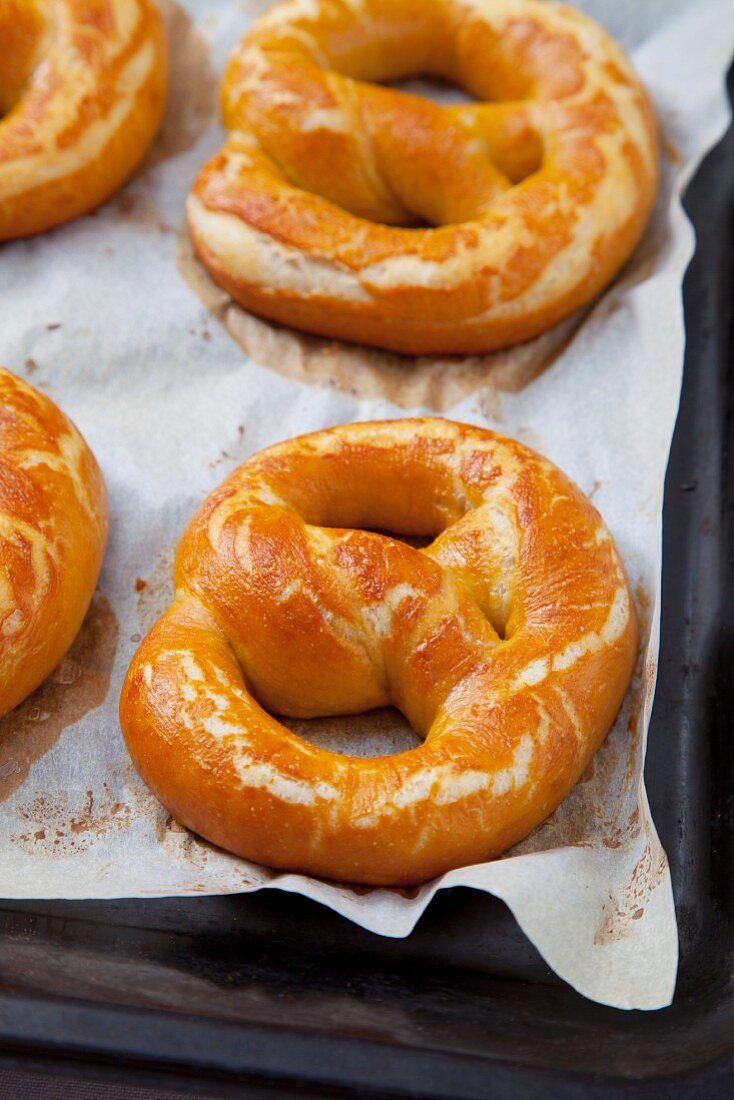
[0,368,108,718]
[188,0,658,355]
[120,419,638,885]
[0,0,167,239]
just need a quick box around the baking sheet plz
[0,0,732,1011]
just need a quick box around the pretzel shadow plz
[176,232,591,414]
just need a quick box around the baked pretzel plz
[0,0,167,240]
[0,369,108,718]
[188,0,658,356]
[120,419,638,885]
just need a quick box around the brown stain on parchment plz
[144,0,216,169]
[135,544,176,637]
[593,839,669,945]
[0,594,119,803]
[11,783,131,855]
[111,0,216,226]
[663,137,683,167]
[155,811,207,865]
[634,583,659,725]
[120,754,260,875]
[176,233,587,413]
[329,879,423,901]
[510,728,623,856]
[116,190,175,235]
[151,807,243,869]
[209,423,246,470]
[608,227,666,299]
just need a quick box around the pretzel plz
[0,369,107,719]
[187,0,658,356]
[120,419,637,885]
[0,0,167,240]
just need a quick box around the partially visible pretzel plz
[121,419,637,886]
[0,369,107,718]
[0,0,167,240]
[188,0,658,356]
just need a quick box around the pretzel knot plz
[0,0,167,240]
[121,420,638,886]
[188,0,659,355]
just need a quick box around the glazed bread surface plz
[0,0,168,239]
[0,368,108,717]
[121,418,638,885]
[188,0,658,355]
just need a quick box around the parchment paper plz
[1,0,732,1011]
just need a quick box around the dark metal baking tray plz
[0,70,732,1100]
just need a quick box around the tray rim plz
[0,59,732,1100]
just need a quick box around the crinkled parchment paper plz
[1,0,732,1011]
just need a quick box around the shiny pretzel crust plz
[188,0,658,355]
[120,419,638,886]
[0,0,167,240]
[0,368,108,718]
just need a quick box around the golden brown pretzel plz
[0,368,108,718]
[0,0,167,240]
[120,419,637,885]
[188,0,658,356]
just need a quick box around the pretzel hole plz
[364,529,433,550]
[274,480,458,540]
[280,706,421,758]
[387,75,474,107]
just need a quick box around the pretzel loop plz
[121,420,638,885]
